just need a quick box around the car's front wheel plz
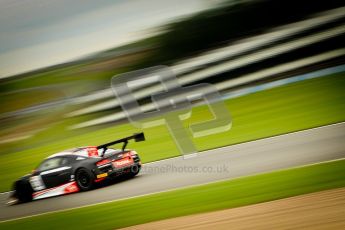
[14,180,33,203]
[75,168,94,191]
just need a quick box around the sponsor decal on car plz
[64,182,79,194]
[113,157,134,168]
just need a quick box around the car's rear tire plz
[129,165,141,177]
[75,168,94,191]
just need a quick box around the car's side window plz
[38,157,69,171]
[60,157,70,165]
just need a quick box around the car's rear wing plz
[97,133,145,156]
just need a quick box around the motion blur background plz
[0,0,344,192]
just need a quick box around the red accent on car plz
[94,178,106,183]
[64,182,79,194]
[87,146,99,157]
[122,152,131,158]
[96,158,111,166]
[32,182,79,199]
[33,187,56,198]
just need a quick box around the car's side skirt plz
[32,181,79,200]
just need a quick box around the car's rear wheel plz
[75,168,94,191]
[129,165,141,177]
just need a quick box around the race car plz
[8,133,145,204]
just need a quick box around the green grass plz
[0,72,344,192]
[1,159,345,230]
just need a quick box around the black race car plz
[8,133,145,204]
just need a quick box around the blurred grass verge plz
[0,72,344,192]
[1,158,345,229]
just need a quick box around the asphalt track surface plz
[1,122,345,221]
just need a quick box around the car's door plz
[37,157,73,189]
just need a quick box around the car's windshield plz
[38,157,68,171]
